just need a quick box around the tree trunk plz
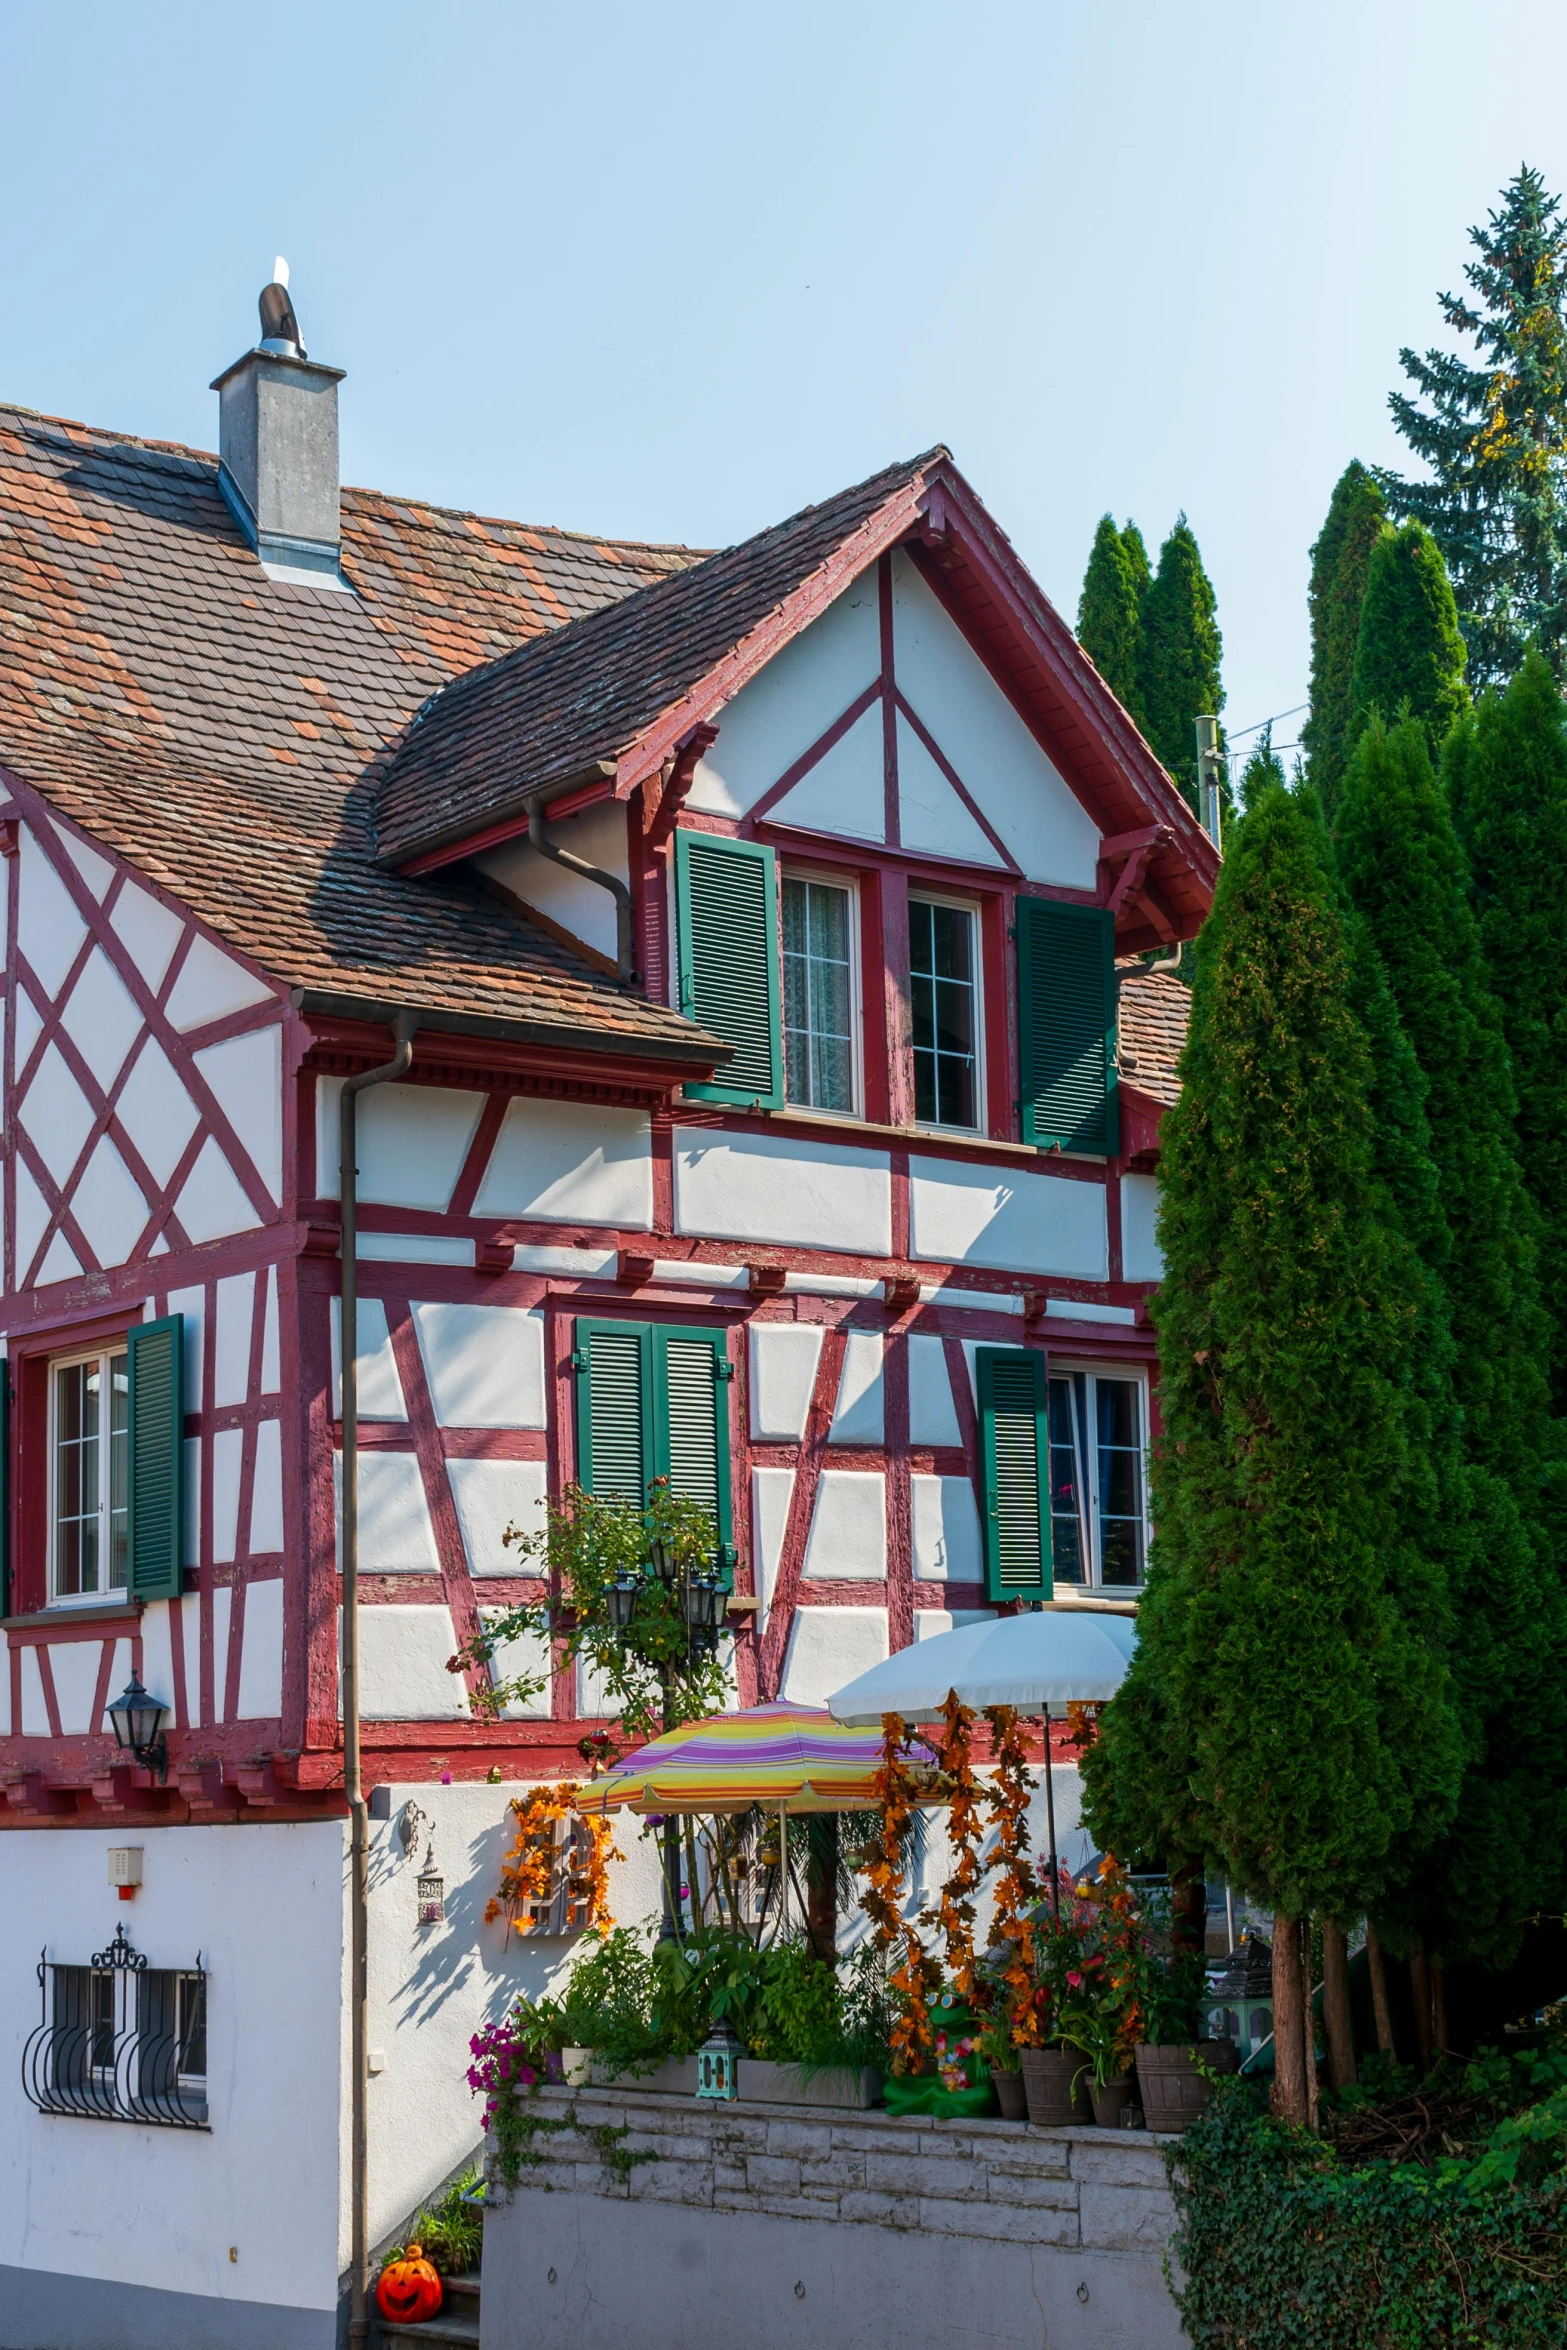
[1170,1857,1208,1959]
[1410,1948,1433,2072]
[1365,1923,1395,2056]
[1270,1911,1308,2126]
[1432,1961,1449,2060]
[805,1813,839,1965]
[1320,1917,1356,2091]
[1302,1919,1320,2135]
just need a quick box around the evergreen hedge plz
[1169,2087,1567,2350]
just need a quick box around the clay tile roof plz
[1116,966,1190,1105]
[374,448,950,869]
[0,403,721,1058]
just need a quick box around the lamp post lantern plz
[106,1677,171,1783]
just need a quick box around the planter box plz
[564,2050,880,2109]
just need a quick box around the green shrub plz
[1169,2078,1567,2348]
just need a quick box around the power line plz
[1226,701,1308,741]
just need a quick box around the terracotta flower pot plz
[991,2067,1027,2121]
[1019,2047,1092,2127]
[1134,2039,1238,2131]
[1089,2071,1135,2129]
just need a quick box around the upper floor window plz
[1047,1368,1148,1588]
[52,1349,129,1603]
[910,895,981,1130]
[783,872,858,1115]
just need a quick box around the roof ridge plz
[0,401,709,557]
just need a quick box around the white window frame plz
[1047,1362,1151,1591]
[47,1343,130,1608]
[907,889,985,1136]
[780,863,864,1121]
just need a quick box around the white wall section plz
[211,1427,243,1563]
[890,551,1101,887]
[175,1135,259,1243]
[348,1605,468,1718]
[477,800,630,965]
[331,1297,407,1419]
[334,1453,441,1573]
[779,1606,889,1706]
[18,826,86,996]
[109,877,185,990]
[828,1330,885,1444]
[675,1130,892,1255]
[193,1024,283,1199]
[911,1474,983,1581]
[473,1097,654,1230]
[1121,1171,1164,1282]
[687,574,879,818]
[767,703,886,842]
[163,933,275,1031]
[250,1418,284,1553]
[115,1039,200,1185]
[478,1612,553,1718]
[62,946,142,1089]
[213,1271,256,1405]
[447,1456,548,1574]
[802,1470,887,1580]
[909,1156,1108,1278]
[748,1323,824,1441]
[749,1466,796,1632]
[412,1302,546,1428]
[235,1576,284,1717]
[907,1333,962,1445]
[316,1078,487,1210]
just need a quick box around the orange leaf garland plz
[485,1781,620,1937]
[984,1705,1042,2048]
[861,1712,940,2075]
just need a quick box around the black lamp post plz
[618,1522,731,1944]
[107,1677,171,1783]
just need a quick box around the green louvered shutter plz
[574,1323,652,1504]
[128,1315,185,1601]
[674,830,783,1108]
[1016,897,1119,1156]
[977,1345,1052,1602]
[655,1328,736,1580]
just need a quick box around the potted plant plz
[976,2017,1026,2120]
[1053,1996,1137,2128]
[1132,1914,1236,2129]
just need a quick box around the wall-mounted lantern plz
[107,1678,170,1782]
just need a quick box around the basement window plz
[22,1927,209,2129]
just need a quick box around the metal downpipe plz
[341,1009,417,2350]
[527,800,637,985]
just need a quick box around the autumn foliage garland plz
[485,1782,619,1937]
[984,1705,1042,2047]
[860,1713,941,2074]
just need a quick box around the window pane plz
[109,1353,129,1590]
[1096,1378,1145,1586]
[783,876,854,1113]
[910,900,979,1129]
[1047,1378,1083,1582]
[178,1974,207,2080]
[55,1362,103,1598]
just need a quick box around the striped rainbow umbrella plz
[579,1703,910,1818]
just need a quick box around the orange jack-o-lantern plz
[375,2245,444,2325]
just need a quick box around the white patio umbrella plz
[827,1609,1136,1904]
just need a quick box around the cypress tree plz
[1334,717,1566,1961]
[1446,649,1567,1409]
[1138,516,1224,811]
[1351,522,1469,760]
[1383,168,1567,689]
[1081,781,1461,2115]
[1077,516,1147,723]
[1303,462,1387,812]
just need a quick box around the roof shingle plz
[0,404,718,1057]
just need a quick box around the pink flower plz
[1067,1970,1083,1988]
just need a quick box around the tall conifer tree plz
[1383,168,1567,689]
[1446,650,1567,1409]
[1335,717,1566,1960]
[1078,516,1147,723]
[1303,462,1387,812]
[1351,522,1469,759]
[1138,517,1224,810]
[1081,782,1461,2114]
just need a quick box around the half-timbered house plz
[0,277,1208,2347]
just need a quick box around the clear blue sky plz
[5,0,1564,753]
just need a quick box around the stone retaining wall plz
[480,2087,1187,2350]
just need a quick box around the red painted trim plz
[756,1322,848,1697]
[382,1302,487,1702]
[878,869,913,1130]
[879,557,900,849]
[447,1091,510,1220]
[651,1109,674,1237]
[981,891,1013,1144]
[748,682,882,826]
[884,1328,912,1655]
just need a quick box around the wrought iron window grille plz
[22,1925,209,2129]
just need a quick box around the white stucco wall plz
[908,1155,1108,1278]
[0,1819,346,2317]
[475,801,631,966]
[674,1131,892,1255]
[1121,1171,1164,1283]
